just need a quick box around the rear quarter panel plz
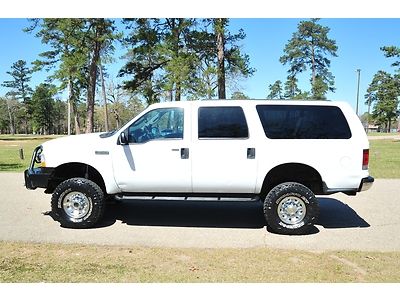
[254,101,370,192]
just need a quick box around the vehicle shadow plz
[316,197,370,228]
[100,199,267,229]
[96,196,370,232]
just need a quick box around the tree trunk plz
[215,18,226,99]
[99,62,109,132]
[175,83,181,102]
[86,40,101,133]
[67,80,73,135]
[113,111,120,129]
[6,99,15,135]
[311,44,316,86]
[170,18,181,102]
[398,117,400,133]
[71,100,81,135]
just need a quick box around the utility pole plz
[356,69,361,116]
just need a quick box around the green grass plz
[369,139,400,178]
[0,134,63,140]
[0,241,399,282]
[0,135,60,172]
[0,139,49,171]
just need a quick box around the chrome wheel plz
[277,196,306,225]
[62,191,91,219]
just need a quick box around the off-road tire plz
[263,182,319,235]
[51,178,105,228]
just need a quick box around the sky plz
[1,17,399,116]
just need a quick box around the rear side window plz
[256,105,352,139]
[198,106,249,138]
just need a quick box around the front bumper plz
[24,167,55,190]
[358,176,374,192]
[24,145,54,190]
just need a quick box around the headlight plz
[39,152,46,167]
[34,146,46,167]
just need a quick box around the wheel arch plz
[46,162,106,194]
[260,163,323,197]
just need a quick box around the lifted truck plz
[25,100,374,234]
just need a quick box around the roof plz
[148,99,348,109]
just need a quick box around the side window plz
[256,105,352,139]
[128,108,184,143]
[198,106,249,139]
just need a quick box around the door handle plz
[247,148,255,159]
[181,148,189,159]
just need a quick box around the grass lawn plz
[0,135,60,172]
[369,139,400,178]
[1,241,399,283]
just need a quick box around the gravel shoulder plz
[0,172,399,252]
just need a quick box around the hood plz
[43,133,103,148]
[41,133,113,167]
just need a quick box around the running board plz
[114,195,260,202]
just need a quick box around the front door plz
[112,107,191,193]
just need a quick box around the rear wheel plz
[51,178,105,228]
[263,182,319,235]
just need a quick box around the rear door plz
[191,105,258,194]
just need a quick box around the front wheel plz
[51,178,105,228]
[263,182,319,235]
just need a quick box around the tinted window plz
[128,108,184,143]
[256,105,351,139]
[198,106,248,138]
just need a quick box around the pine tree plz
[230,91,250,100]
[120,18,254,102]
[26,18,86,134]
[365,71,400,132]
[120,18,197,103]
[283,76,302,99]
[1,60,33,134]
[212,19,254,99]
[26,18,119,133]
[280,19,337,99]
[381,46,400,70]
[31,83,56,134]
[267,80,284,99]
[84,18,119,133]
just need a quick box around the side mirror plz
[118,131,129,145]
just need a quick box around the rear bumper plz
[322,176,374,196]
[358,176,374,192]
[24,167,55,190]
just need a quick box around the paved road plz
[0,172,399,252]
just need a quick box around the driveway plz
[0,172,399,252]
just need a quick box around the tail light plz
[362,149,369,170]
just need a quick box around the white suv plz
[25,100,374,234]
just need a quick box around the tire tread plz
[51,177,105,229]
